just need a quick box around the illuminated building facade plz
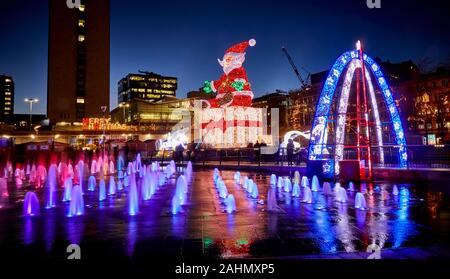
[118,72,177,104]
[252,92,289,135]
[47,0,110,123]
[187,88,214,101]
[409,67,450,144]
[111,97,191,135]
[0,75,14,123]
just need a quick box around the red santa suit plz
[206,39,256,108]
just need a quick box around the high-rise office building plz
[118,72,177,104]
[47,0,110,123]
[0,75,14,123]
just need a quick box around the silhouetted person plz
[287,139,294,166]
[175,144,185,166]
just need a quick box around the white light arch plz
[308,48,407,177]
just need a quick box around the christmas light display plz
[156,128,189,150]
[200,107,263,147]
[202,39,256,108]
[198,39,264,147]
[334,59,385,174]
[308,43,407,177]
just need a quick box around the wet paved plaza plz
[0,169,449,260]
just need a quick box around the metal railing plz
[139,145,450,169]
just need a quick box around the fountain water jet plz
[127,162,135,175]
[109,160,115,174]
[90,159,97,175]
[136,153,142,173]
[108,177,116,196]
[141,173,152,201]
[23,192,40,216]
[283,177,292,193]
[62,178,73,202]
[158,172,165,186]
[243,176,249,190]
[75,160,85,192]
[29,164,37,184]
[293,171,300,185]
[14,165,24,186]
[277,177,283,189]
[335,183,348,203]
[128,173,139,215]
[234,171,241,185]
[246,179,254,194]
[213,168,220,185]
[68,185,84,217]
[185,161,193,182]
[393,185,399,196]
[117,180,123,191]
[124,174,130,187]
[117,155,125,172]
[88,176,96,192]
[270,174,277,185]
[175,175,188,205]
[292,182,301,197]
[354,192,367,210]
[301,176,309,188]
[218,181,228,199]
[98,179,106,201]
[45,164,58,208]
[171,195,182,215]
[348,182,355,192]
[311,175,320,192]
[250,182,259,199]
[225,194,236,213]
[302,186,313,203]
[267,183,281,212]
[323,182,332,196]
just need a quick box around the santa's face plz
[218,52,245,74]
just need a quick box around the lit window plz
[5,97,11,101]
[5,92,11,96]
[4,107,11,110]
[78,19,85,27]
[78,35,85,42]
[5,79,11,83]
[77,98,85,104]
[79,5,85,12]
[5,102,11,105]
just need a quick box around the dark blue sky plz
[1,0,449,115]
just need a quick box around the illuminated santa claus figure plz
[203,38,256,108]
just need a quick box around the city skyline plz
[0,0,449,115]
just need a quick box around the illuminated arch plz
[308,48,407,176]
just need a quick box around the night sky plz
[0,0,449,115]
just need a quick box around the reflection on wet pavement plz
[0,169,449,259]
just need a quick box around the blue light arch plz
[308,49,407,176]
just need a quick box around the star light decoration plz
[308,43,408,176]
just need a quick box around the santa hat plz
[225,39,256,54]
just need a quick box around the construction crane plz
[282,47,311,91]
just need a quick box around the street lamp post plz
[101,105,108,151]
[24,98,38,132]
